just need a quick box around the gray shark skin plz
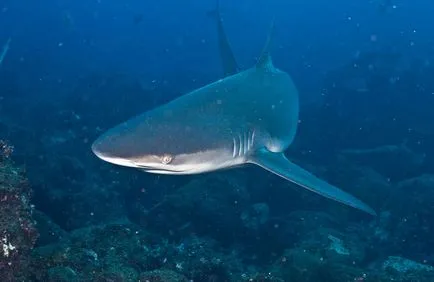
[92,18,376,216]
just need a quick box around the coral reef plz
[30,222,244,281]
[0,140,38,281]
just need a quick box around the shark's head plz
[91,113,238,174]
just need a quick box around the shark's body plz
[92,4,376,216]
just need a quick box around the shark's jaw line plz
[139,150,248,174]
[92,150,137,168]
[143,158,244,175]
[92,141,249,175]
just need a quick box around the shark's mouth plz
[143,168,191,175]
[134,163,187,174]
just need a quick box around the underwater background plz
[2,0,434,281]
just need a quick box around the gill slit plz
[232,129,256,159]
[232,137,237,158]
[238,134,242,157]
[244,132,248,155]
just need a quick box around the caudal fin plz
[250,149,376,216]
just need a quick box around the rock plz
[33,210,69,246]
[241,203,270,231]
[273,247,365,282]
[327,235,350,256]
[139,269,188,282]
[100,265,139,281]
[31,222,161,280]
[380,256,434,281]
[272,210,341,245]
[340,142,425,180]
[380,174,434,257]
[383,256,434,273]
[146,172,250,242]
[168,235,240,281]
[47,266,79,282]
[388,174,434,217]
[0,147,38,281]
[397,174,434,191]
[298,227,367,265]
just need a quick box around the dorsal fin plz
[208,0,239,76]
[256,18,276,71]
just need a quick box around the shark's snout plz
[91,138,107,159]
[91,136,115,161]
[91,134,136,167]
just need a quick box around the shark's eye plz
[161,154,173,165]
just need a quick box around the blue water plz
[3,1,433,94]
[2,0,434,281]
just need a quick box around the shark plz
[91,4,376,216]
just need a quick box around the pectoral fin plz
[250,149,376,216]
